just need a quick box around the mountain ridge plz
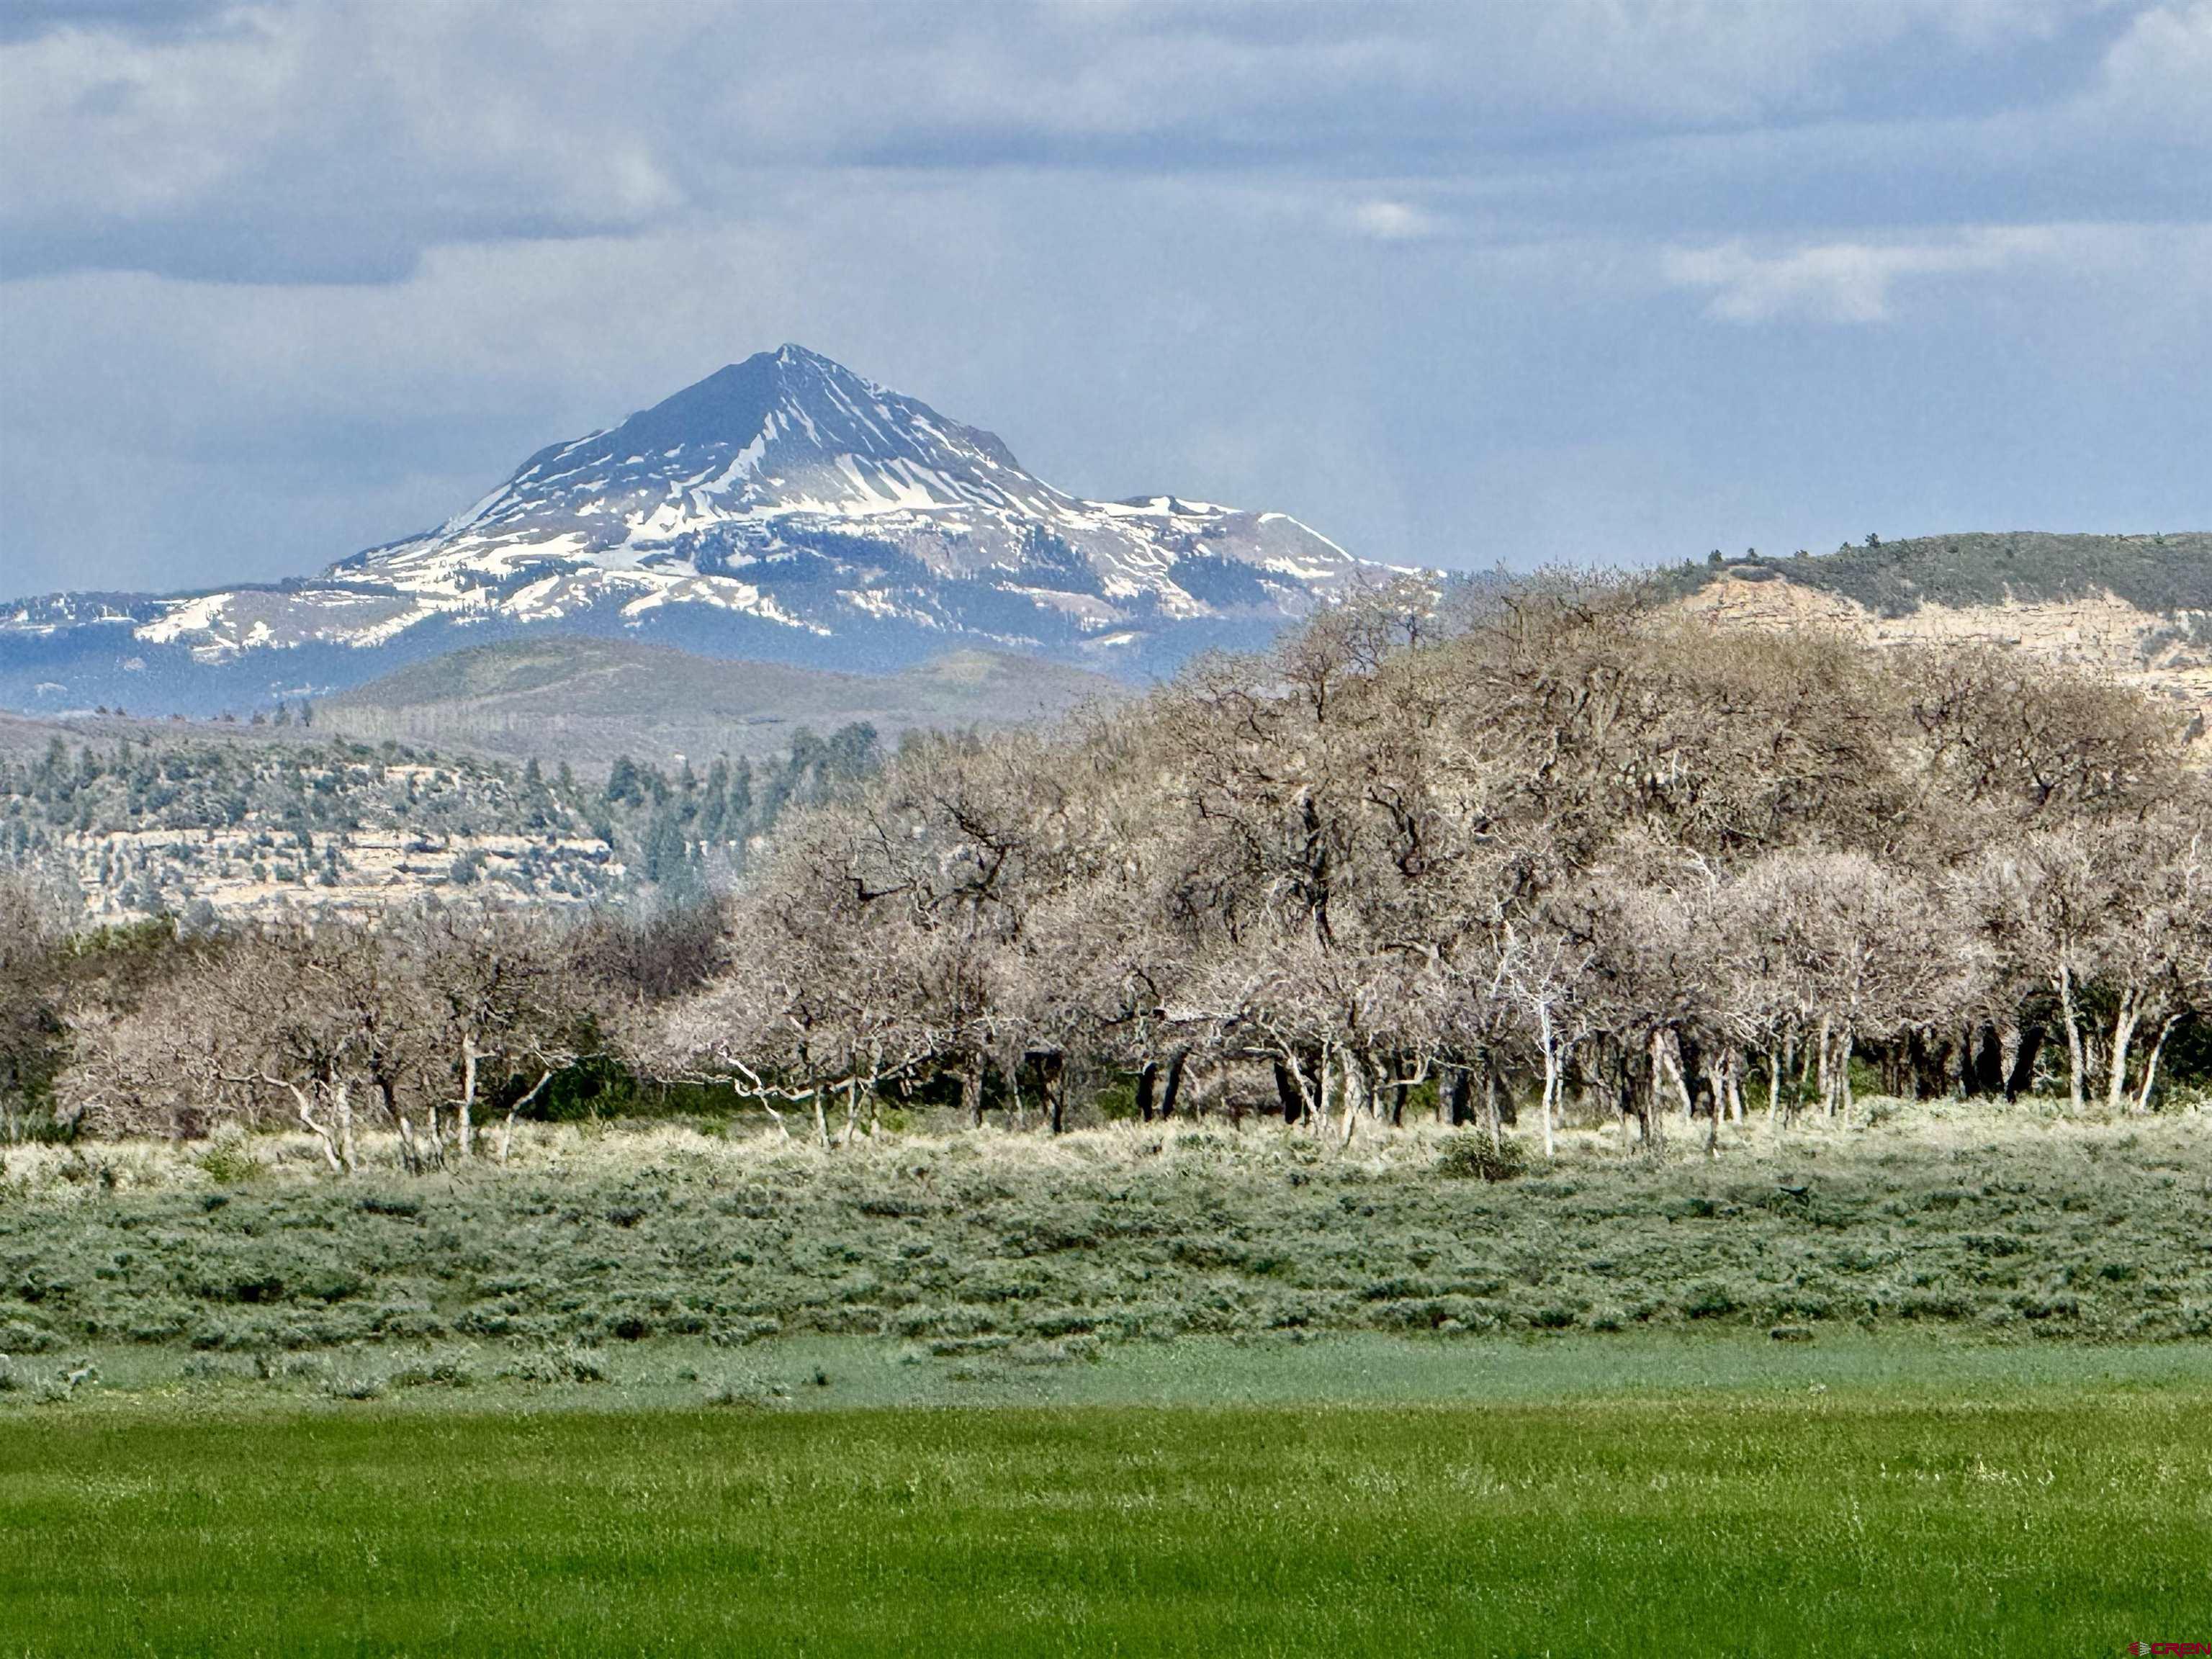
[1,346,1376,716]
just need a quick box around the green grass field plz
[5,1110,2209,1654]
[3,1345,2208,1658]
[4,1336,2211,1655]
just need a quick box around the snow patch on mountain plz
[4,346,1387,688]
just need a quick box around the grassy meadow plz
[4,1102,2209,1654]
[3,1359,2208,1656]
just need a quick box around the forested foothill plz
[0,716,883,923]
[1664,529,2212,619]
[3,573,2210,1371]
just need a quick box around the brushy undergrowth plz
[2,1102,2208,1361]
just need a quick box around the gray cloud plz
[0,0,234,45]
[2,0,2181,283]
[0,1,2205,598]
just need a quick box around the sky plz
[1,0,2207,598]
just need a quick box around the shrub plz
[0,1318,60,1355]
[1437,1135,1528,1182]
[497,1345,608,1385]
[196,1139,264,1185]
[196,1273,287,1306]
[295,1269,367,1305]
[388,1358,475,1390]
[706,1317,782,1347]
[1681,1285,1739,1319]
[706,1370,791,1408]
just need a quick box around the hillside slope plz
[1677,531,2212,616]
[1671,533,2212,735]
[0,714,887,925]
[318,638,1125,767]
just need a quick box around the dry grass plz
[6,1087,2199,1196]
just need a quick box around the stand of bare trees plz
[60,903,610,1167]
[17,575,2212,1164]
[645,577,2211,1150]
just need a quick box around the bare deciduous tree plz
[405,903,590,1162]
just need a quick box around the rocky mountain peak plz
[1,348,1380,714]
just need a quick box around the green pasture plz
[3,1341,2206,1658]
[4,1109,2208,1654]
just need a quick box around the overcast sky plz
[1,0,2206,598]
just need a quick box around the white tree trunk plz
[1794,1030,1815,1125]
[334,1082,357,1175]
[2136,1015,2181,1114]
[2106,991,2142,1110]
[457,1037,479,1159]
[2056,963,2085,1113]
[287,1083,342,1173]
[1536,1007,1559,1159]
[498,1070,552,1165]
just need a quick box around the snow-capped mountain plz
[1,346,1381,714]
